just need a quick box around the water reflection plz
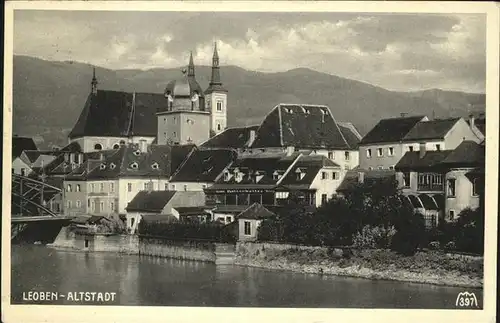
[11,245,482,308]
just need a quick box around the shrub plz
[444,241,457,251]
[428,241,441,250]
[352,225,396,249]
[390,213,426,256]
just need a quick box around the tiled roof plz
[201,125,259,149]
[468,118,486,136]
[171,144,196,175]
[69,90,165,139]
[402,118,460,142]
[395,151,453,171]
[250,104,355,150]
[337,169,396,192]
[360,116,425,145]
[126,190,177,212]
[338,122,362,149]
[174,206,211,216]
[86,144,172,180]
[170,147,237,182]
[440,140,485,166]
[213,205,251,214]
[236,203,275,220]
[141,214,179,223]
[12,136,38,159]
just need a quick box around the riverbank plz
[234,242,483,288]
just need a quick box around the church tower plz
[205,42,228,137]
[157,52,210,146]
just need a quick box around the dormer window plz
[151,163,159,170]
[223,171,230,181]
[99,163,106,170]
[295,168,305,181]
[113,143,120,149]
[130,162,138,169]
[202,166,214,175]
[109,163,116,170]
[272,170,280,181]
[133,150,141,156]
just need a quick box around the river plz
[11,245,482,308]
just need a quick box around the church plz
[68,43,227,152]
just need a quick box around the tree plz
[390,212,426,256]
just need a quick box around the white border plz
[2,2,499,323]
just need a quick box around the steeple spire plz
[91,67,98,95]
[188,51,195,77]
[207,42,225,90]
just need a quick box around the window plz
[94,143,102,151]
[202,184,207,189]
[75,200,80,208]
[173,117,177,124]
[344,151,350,161]
[225,216,232,224]
[67,184,72,192]
[164,183,169,190]
[368,167,373,170]
[130,162,138,169]
[377,148,383,157]
[84,239,89,248]
[88,199,91,207]
[403,172,411,187]
[449,210,455,220]
[389,166,394,170]
[113,143,120,149]
[110,202,115,212]
[447,179,456,197]
[408,146,414,152]
[130,218,135,227]
[472,178,479,196]
[321,194,328,205]
[144,182,149,190]
[110,183,114,192]
[173,132,177,138]
[76,184,81,192]
[100,183,104,192]
[378,166,384,170]
[100,202,104,212]
[171,184,176,190]
[328,151,334,159]
[99,163,106,170]
[151,163,159,170]
[244,221,251,235]
[388,147,394,156]
[67,200,72,208]
[321,171,328,180]
[127,183,132,192]
[366,149,372,158]
[344,165,350,170]
[91,201,95,211]
[217,123,221,131]
[109,163,116,170]
[216,101,222,111]
[21,168,26,176]
[332,172,338,180]
[90,183,95,192]
[436,144,441,151]
[184,184,188,191]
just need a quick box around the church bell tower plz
[205,42,228,137]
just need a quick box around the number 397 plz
[455,292,479,307]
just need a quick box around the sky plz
[13,10,486,93]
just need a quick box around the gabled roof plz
[173,206,211,216]
[360,116,426,145]
[279,155,337,188]
[171,144,197,174]
[86,144,172,180]
[250,104,355,150]
[201,125,259,149]
[170,147,237,182]
[337,169,396,192]
[402,118,460,142]
[12,136,38,159]
[338,122,362,149]
[69,90,165,139]
[395,150,453,171]
[141,214,179,223]
[126,190,177,212]
[440,140,485,167]
[236,203,275,220]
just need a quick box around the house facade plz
[358,116,483,171]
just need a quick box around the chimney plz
[419,143,426,158]
[247,129,256,147]
[469,113,475,129]
[358,171,365,184]
[286,146,295,156]
[139,139,148,153]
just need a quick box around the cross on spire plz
[91,67,98,95]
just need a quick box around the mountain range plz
[12,55,485,149]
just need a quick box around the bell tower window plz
[216,101,222,111]
[217,123,221,131]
